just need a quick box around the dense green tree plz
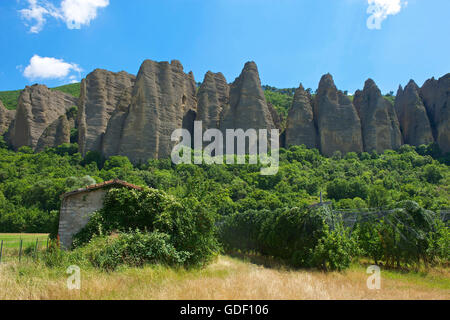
[0,141,447,256]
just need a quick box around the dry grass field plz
[0,255,448,300]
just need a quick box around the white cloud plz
[68,75,79,83]
[61,0,109,29]
[19,0,109,33]
[23,55,82,81]
[19,0,62,33]
[366,0,407,30]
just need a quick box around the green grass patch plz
[381,267,450,290]
[384,94,396,105]
[50,83,81,98]
[350,262,450,291]
[0,234,49,249]
[0,90,22,110]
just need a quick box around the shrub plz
[41,240,88,268]
[103,156,133,171]
[309,224,359,271]
[423,164,443,184]
[42,245,69,268]
[368,185,391,208]
[73,188,219,267]
[327,178,368,201]
[82,231,190,271]
[426,225,449,264]
[81,151,104,168]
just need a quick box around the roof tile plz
[61,179,143,199]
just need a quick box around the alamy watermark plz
[366,265,381,290]
[171,121,280,175]
[67,265,81,290]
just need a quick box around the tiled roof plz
[61,179,143,199]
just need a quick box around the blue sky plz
[0,0,449,94]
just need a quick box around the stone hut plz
[58,179,143,249]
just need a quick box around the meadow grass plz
[0,255,448,300]
[0,234,49,249]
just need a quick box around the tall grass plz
[0,256,448,300]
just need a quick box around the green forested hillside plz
[0,141,447,271]
[262,86,396,124]
[50,82,81,98]
[264,89,294,124]
[0,89,22,110]
[0,83,80,110]
[0,142,448,235]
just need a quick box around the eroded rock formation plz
[285,84,318,149]
[78,69,135,155]
[101,86,133,158]
[0,100,15,135]
[353,79,402,153]
[268,102,282,131]
[196,71,230,130]
[314,74,363,156]
[420,74,450,153]
[2,59,449,159]
[9,84,77,151]
[36,114,71,152]
[395,80,434,147]
[219,62,276,137]
[115,60,197,163]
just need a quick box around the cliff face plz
[267,102,282,131]
[115,60,197,163]
[9,84,77,151]
[2,59,449,160]
[395,81,434,147]
[101,86,133,159]
[196,62,277,154]
[36,114,71,152]
[78,69,135,155]
[219,62,276,138]
[285,85,318,149]
[0,101,15,135]
[314,74,363,156]
[421,74,450,153]
[354,79,402,153]
[196,71,230,131]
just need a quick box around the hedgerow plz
[353,201,449,268]
[220,205,358,271]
